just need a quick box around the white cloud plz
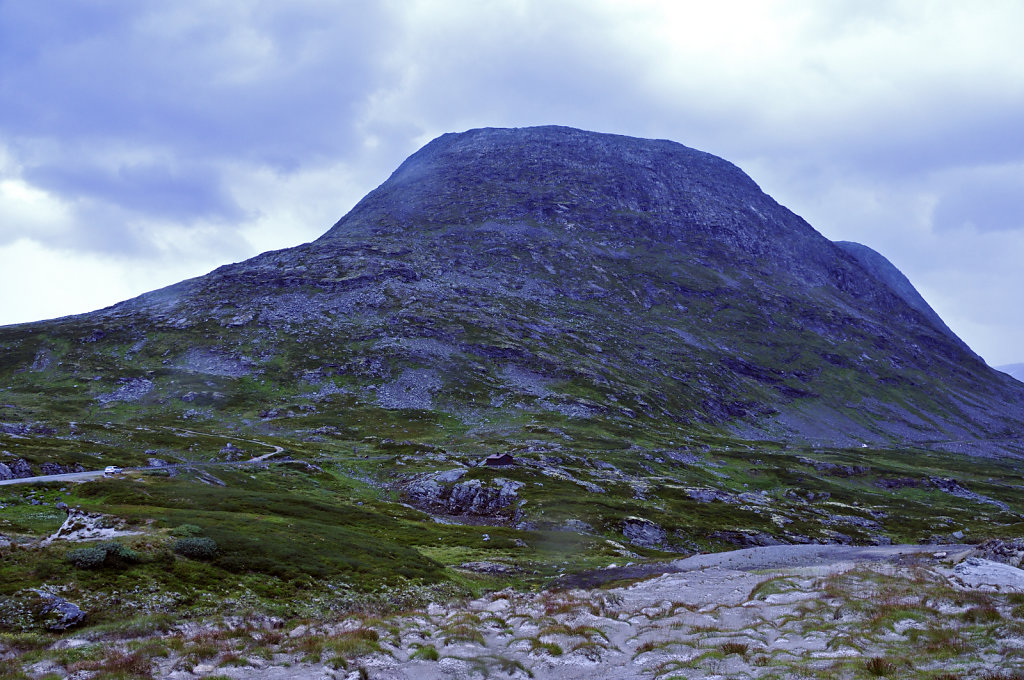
[0,238,215,325]
[0,177,75,243]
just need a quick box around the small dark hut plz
[484,453,515,467]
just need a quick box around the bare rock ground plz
[118,543,1024,680]
[8,544,1024,678]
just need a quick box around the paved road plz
[0,470,108,486]
[0,438,285,487]
[550,543,974,589]
[665,542,974,572]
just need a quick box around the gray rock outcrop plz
[39,462,86,475]
[404,470,524,516]
[931,477,1011,512]
[95,378,154,404]
[971,538,1024,568]
[42,507,140,545]
[622,517,667,549]
[951,557,1024,593]
[0,458,32,479]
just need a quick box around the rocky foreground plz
[7,542,1024,680]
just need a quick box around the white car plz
[103,466,124,476]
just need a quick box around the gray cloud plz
[0,0,1022,363]
[0,2,394,161]
[932,166,1024,233]
[24,158,241,224]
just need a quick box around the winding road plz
[0,433,285,487]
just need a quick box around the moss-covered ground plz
[3,412,1023,635]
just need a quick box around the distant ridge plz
[833,241,971,354]
[998,363,1024,382]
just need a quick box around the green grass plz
[2,340,1024,634]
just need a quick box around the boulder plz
[0,458,33,479]
[970,539,1024,569]
[30,591,86,631]
[220,442,244,460]
[403,470,523,516]
[951,556,1024,592]
[622,517,667,549]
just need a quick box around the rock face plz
[0,458,32,479]
[622,517,668,549]
[1,126,1023,453]
[39,462,85,475]
[834,241,968,351]
[404,470,524,517]
[998,363,1024,382]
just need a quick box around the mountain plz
[5,126,1024,634]
[2,125,1023,456]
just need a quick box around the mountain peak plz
[320,126,847,295]
[323,125,769,238]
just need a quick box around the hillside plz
[2,126,1024,637]
[3,126,1023,454]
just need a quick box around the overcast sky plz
[1,0,1023,366]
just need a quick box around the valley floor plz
[9,543,1024,680]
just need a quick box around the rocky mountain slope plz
[2,125,1022,454]
[832,240,968,351]
[4,126,1024,640]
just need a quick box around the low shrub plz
[865,657,897,677]
[172,537,218,560]
[66,542,141,569]
[67,547,108,569]
[100,541,142,564]
[171,524,203,537]
[963,604,1002,623]
[720,641,749,656]
[410,644,439,661]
